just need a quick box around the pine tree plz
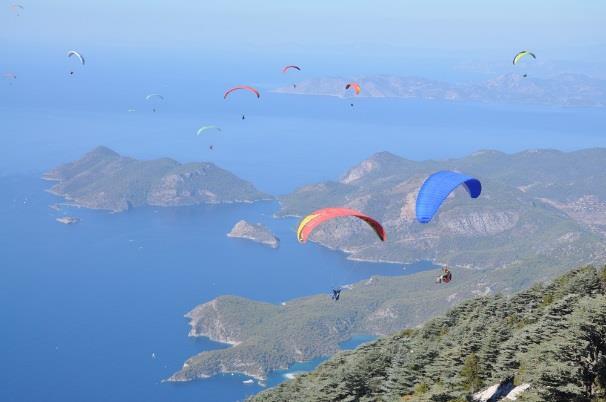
[460,353,482,392]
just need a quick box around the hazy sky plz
[3,1,605,55]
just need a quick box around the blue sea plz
[1,83,606,401]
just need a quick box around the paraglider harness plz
[436,268,452,284]
[331,288,342,301]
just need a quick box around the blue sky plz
[1,0,605,108]
[2,1,605,55]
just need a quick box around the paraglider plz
[67,50,85,75]
[3,72,16,86]
[283,65,301,88]
[297,207,386,243]
[512,50,536,65]
[223,85,260,99]
[331,288,342,301]
[145,93,164,101]
[10,4,23,16]
[196,126,221,136]
[209,145,214,151]
[282,65,301,73]
[67,50,85,65]
[146,94,164,112]
[513,51,536,77]
[435,267,452,284]
[415,171,482,224]
[345,82,361,95]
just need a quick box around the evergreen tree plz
[460,353,482,392]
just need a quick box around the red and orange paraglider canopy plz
[296,207,386,243]
[345,82,361,95]
[223,85,261,99]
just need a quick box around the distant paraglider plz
[283,65,301,89]
[435,267,452,284]
[345,82,361,95]
[10,4,24,16]
[223,85,261,99]
[513,50,536,78]
[331,288,342,301]
[415,171,482,224]
[3,72,16,86]
[196,126,222,136]
[67,50,85,75]
[512,50,536,65]
[146,94,164,112]
[282,65,301,73]
[145,94,164,101]
[297,207,386,243]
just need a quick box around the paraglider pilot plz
[436,267,452,284]
[331,288,342,301]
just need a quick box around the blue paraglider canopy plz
[415,171,482,224]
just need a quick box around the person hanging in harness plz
[331,288,342,301]
[436,266,452,284]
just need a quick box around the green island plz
[43,146,271,212]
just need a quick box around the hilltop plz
[43,146,271,212]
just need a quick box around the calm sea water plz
[0,176,426,402]
[1,92,605,402]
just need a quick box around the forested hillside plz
[252,266,606,402]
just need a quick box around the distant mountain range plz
[251,266,606,401]
[278,148,606,271]
[43,146,271,212]
[273,73,606,107]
